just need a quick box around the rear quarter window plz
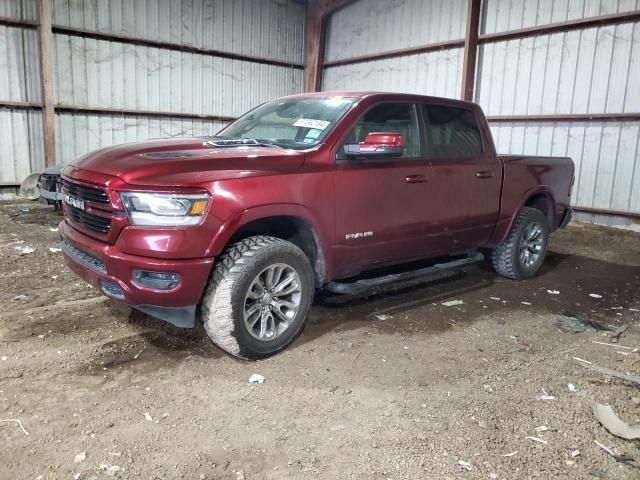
[423,105,483,159]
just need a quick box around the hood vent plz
[206,138,259,147]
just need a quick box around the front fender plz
[205,203,333,280]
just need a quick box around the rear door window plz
[422,105,483,159]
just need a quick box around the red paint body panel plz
[59,220,213,307]
[58,91,574,316]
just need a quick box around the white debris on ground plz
[144,412,153,422]
[441,300,464,307]
[73,451,86,463]
[49,247,62,253]
[374,314,393,321]
[546,290,560,295]
[249,374,265,384]
[14,245,35,255]
[99,464,122,477]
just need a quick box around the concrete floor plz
[1,202,639,479]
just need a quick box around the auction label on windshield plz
[294,119,330,130]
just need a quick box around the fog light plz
[132,269,180,290]
[101,280,125,299]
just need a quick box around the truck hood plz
[68,137,306,186]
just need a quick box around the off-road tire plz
[201,235,314,360]
[491,207,549,280]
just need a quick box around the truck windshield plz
[215,97,356,150]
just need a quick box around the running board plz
[325,252,485,295]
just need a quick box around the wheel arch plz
[208,205,329,286]
[493,187,557,246]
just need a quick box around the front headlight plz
[120,192,209,226]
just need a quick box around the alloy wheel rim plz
[243,263,302,341]
[519,221,544,268]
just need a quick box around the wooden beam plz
[38,0,56,167]
[460,0,481,101]
[304,0,355,92]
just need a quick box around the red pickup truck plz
[60,92,574,359]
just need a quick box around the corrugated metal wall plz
[322,0,640,226]
[0,0,305,184]
[0,0,42,183]
[480,0,640,225]
[322,0,467,98]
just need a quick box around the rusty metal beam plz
[323,39,465,68]
[0,15,38,28]
[322,10,640,68]
[51,24,303,70]
[479,10,640,44]
[38,0,56,167]
[0,100,42,110]
[54,104,237,123]
[573,206,640,220]
[304,0,356,92]
[487,113,640,122]
[460,0,481,101]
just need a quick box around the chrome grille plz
[65,204,111,234]
[61,178,109,204]
[62,178,112,235]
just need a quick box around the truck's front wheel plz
[491,207,549,280]
[201,235,314,360]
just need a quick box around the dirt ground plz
[1,201,639,480]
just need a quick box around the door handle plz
[475,171,494,179]
[405,175,428,183]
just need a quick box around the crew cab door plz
[422,103,501,251]
[332,102,434,278]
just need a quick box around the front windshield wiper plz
[206,137,282,148]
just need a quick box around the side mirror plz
[344,132,405,159]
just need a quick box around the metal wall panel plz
[322,48,464,99]
[53,33,303,117]
[55,111,228,163]
[476,22,640,115]
[482,0,640,34]
[1,0,304,184]
[52,0,305,64]
[0,25,41,102]
[490,121,640,225]
[325,0,467,62]
[0,0,38,20]
[0,21,42,184]
[0,108,44,182]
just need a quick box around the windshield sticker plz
[294,119,331,130]
[305,129,322,140]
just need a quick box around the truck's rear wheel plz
[201,235,314,360]
[491,207,549,280]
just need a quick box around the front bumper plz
[59,220,214,327]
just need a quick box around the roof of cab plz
[280,91,479,108]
